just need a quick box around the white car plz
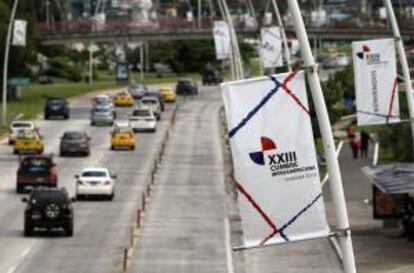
[129,108,157,132]
[9,120,36,145]
[140,96,161,120]
[75,168,116,200]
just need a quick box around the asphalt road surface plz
[129,86,230,273]
[0,91,175,273]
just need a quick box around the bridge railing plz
[37,15,260,36]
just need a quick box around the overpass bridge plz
[37,16,414,45]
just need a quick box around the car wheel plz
[130,145,135,151]
[111,145,115,150]
[65,221,74,237]
[16,185,24,194]
[8,139,13,145]
[85,151,90,157]
[64,114,69,120]
[109,192,115,201]
[24,221,33,237]
[13,149,18,155]
[44,114,49,120]
[39,148,44,154]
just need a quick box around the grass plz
[2,70,192,132]
[8,82,123,122]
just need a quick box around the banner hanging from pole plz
[213,21,231,60]
[352,38,400,126]
[260,27,283,68]
[12,20,27,47]
[222,71,330,248]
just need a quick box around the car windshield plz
[17,130,36,139]
[132,110,150,117]
[48,99,64,105]
[12,122,31,128]
[31,190,67,203]
[93,108,110,113]
[142,99,157,104]
[63,132,84,140]
[81,171,107,177]
[95,97,111,104]
[113,127,132,134]
[21,158,51,173]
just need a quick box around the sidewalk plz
[335,144,414,273]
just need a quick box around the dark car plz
[16,155,58,193]
[60,131,91,157]
[44,97,70,120]
[38,75,53,85]
[176,79,198,96]
[202,70,223,85]
[22,187,74,237]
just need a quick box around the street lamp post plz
[287,0,357,272]
[383,0,414,156]
[2,0,20,127]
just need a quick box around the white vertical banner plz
[12,19,27,47]
[260,27,283,68]
[352,38,400,126]
[222,71,330,248]
[213,21,231,60]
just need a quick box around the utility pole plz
[221,0,244,79]
[384,0,414,156]
[198,0,202,28]
[216,0,235,80]
[89,44,93,85]
[2,0,20,126]
[287,1,357,272]
[140,43,144,82]
[271,0,292,71]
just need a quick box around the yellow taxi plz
[114,91,134,107]
[14,129,44,155]
[160,87,176,103]
[110,122,135,150]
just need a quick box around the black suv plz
[202,70,222,85]
[22,187,75,237]
[176,79,198,96]
[44,97,70,120]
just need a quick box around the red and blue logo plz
[356,45,371,60]
[249,137,277,165]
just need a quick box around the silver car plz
[91,108,114,126]
[141,96,161,120]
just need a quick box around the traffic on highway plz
[11,83,178,235]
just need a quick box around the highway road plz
[0,90,175,273]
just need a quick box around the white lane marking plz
[6,245,34,273]
[224,218,235,273]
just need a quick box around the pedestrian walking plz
[347,121,359,159]
[350,134,360,159]
[360,130,371,158]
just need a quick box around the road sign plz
[8,77,30,87]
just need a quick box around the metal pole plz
[222,0,244,79]
[384,0,414,156]
[271,0,292,71]
[287,1,356,273]
[89,45,93,85]
[145,43,150,72]
[2,0,20,127]
[216,0,235,80]
[198,0,202,28]
[140,43,144,82]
